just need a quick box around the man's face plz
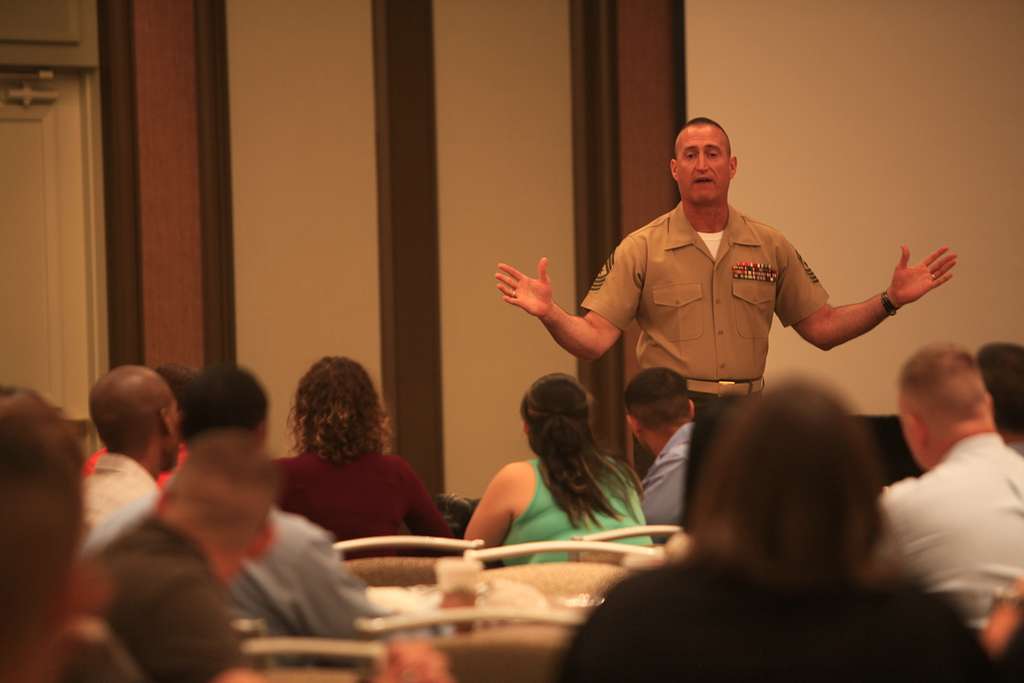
[670,124,737,207]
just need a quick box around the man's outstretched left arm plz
[793,246,956,351]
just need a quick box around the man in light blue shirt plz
[884,344,1024,628]
[625,367,694,525]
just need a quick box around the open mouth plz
[693,178,714,185]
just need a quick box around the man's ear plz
[670,158,680,181]
[687,399,695,421]
[625,414,641,438]
[159,404,175,438]
[729,155,737,179]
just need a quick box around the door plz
[0,71,106,425]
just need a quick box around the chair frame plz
[572,524,683,542]
[333,535,484,556]
[464,540,661,564]
[355,607,585,636]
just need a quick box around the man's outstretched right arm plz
[496,258,621,361]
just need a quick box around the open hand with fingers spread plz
[887,245,957,308]
[496,258,555,319]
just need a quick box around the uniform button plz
[715,299,721,304]
[675,299,680,304]
[720,363,726,369]
[717,330,723,336]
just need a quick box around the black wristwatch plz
[880,291,899,316]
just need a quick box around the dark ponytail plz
[521,374,641,526]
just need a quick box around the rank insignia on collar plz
[732,261,778,283]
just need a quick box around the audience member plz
[465,373,648,564]
[277,356,451,543]
[0,390,90,683]
[624,367,693,525]
[83,364,197,485]
[884,343,1024,627]
[978,342,1024,455]
[100,429,276,683]
[559,382,993,683]
[680,396,738,529]
[85,366,179,528]
[86,364,388,638]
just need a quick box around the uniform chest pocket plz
[651,282,703,341]
[732,280,775,339]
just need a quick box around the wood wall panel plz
[617,0,682,387]
[133,0,204,368]
[374,0,444,494]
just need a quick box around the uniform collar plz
[665,203,761,250]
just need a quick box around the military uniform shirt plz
[581,203,828,380]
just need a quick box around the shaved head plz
[89,366,175,455]
[899,344,990,425]
[674,116,732,158]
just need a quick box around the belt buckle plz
[717,380,749,396]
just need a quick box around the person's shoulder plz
[622,208,675,244]
[499,459,536,478]
[276,451,321,471]
[736,210,791,244]
[269,508,334,544]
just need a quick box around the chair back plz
[431,624,574,683]
[344,556,440,587]
[242,636,383,681]
[572,524,682,542]
[355,607,584,636]
[465,540,662,565]
[333,535,483,557]
[482,561,627,601]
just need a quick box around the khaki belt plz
[686,377,764,396]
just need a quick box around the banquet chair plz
[432,623,575,683]
[482,561,627,601]
[242,636,384,683]
[338,536,484,587]
[465,540,662,565]
[572,524,682,542]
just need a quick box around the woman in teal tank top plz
[465,374,649,564]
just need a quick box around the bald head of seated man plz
[86,365,180,528]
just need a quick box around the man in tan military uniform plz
[496,117,956,400]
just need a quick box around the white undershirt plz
[697,230,725,259]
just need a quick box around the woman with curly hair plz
[464,373,648,564]
[277,356,451,543]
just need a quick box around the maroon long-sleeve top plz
[276,451,452,545]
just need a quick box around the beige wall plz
[227,0,381,458]
[434,0,576,496]
[687,0,1024,412]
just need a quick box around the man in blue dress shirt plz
[625,367,694,525]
